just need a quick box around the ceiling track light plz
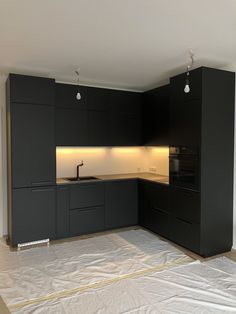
[75,68,81,100]
[184,51,194,94]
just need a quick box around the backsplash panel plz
[56,147,169,178]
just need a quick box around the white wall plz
[0,74,7,237]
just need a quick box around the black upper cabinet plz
[88,111,110,146]
[9,74,55,105]
[143,84,170,146]
[87,87,110,111]
[56,108,88,146]
[110,90,142,146]
[170,69,202,147]
[11,103,56,188]
[55,83,88,109]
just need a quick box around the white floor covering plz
[1,230,236,313]
[0,229,191,312]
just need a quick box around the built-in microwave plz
[169,146,199,191]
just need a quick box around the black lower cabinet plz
[105,180,138,229]
[70,206,105,236]
[139,180,169,238]
[12,187,56,246]
[56,186,70,239]
[168,217,200,253]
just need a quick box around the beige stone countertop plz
[57,172,169,185]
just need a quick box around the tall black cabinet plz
[169,67,235,256]
[6,74,56,246]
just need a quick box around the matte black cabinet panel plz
[138,180,169,238]
[56,186,70,239]
[169,99,201,146]
[110,114,142,146]
[110,90,142,115]
[70,183,105,209]
[12,187,56,246]
[143,84,170,146]
[106,180,138,229]
[88,111,110,145]
[55,83,88,109]
[168,217,200,253]
[69,206,105,236]
[169,187,200,223]
[56,108,88,146]
[87,86,110,111]
[11,103,56,188]
[9,74,55,105]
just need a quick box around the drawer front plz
[70,183,105,209]
[169,186,200,223]
[148,207,170,239]
[69,206,105,236]
[169,216,200,253]
[149,182,169,211]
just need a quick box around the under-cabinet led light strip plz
[17,238,49,249]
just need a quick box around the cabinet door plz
[87,87,110,111]
[169,186,200,223]
[55,83,88,110]
[110,114,142,146]
[56,186,70,239]
[143,85,170,146]
[138,180,169,237]
[11,103,55,188]
[170,69,202,147]
[88,111,110,145]
[106,180,138,229]
[12,187,56,246]
[110,90,142,146]
[9,74,55,105]
[56,108,88,146]
[70,206,105,236]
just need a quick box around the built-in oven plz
[169,146,199,191]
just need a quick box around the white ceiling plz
[0,0,236,91]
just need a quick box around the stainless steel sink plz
[64,176,100,182]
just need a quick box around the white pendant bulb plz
[75,68,81,101]
[184,51,194,94]
[184,84,190,93]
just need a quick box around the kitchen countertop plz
[57,172,169,185]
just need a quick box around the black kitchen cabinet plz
[12,187,56,246]
[105,179,138,229]
[88,110,110,145]
[143,84,170,146]
[70,182,105,209]
[56,185,70,239]
[139,180,169,237]
[70,206,105,236]
[169,67,235,256]
[56,108,88,146]
[11,102,56,188]
[110,90,142,146]
[87,86,110,111]
[169,186,200,224]
[55,83,88,109]
[9,74,55,105]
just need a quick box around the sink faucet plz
[76,160,84,180]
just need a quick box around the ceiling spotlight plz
[184,51,194,94]
[75,69,81,101]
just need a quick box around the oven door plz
[170,154,199,191]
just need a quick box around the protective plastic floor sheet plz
[9,257,236,314]
[0,229,192,312]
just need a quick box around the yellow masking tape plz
[8,256,192,311]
